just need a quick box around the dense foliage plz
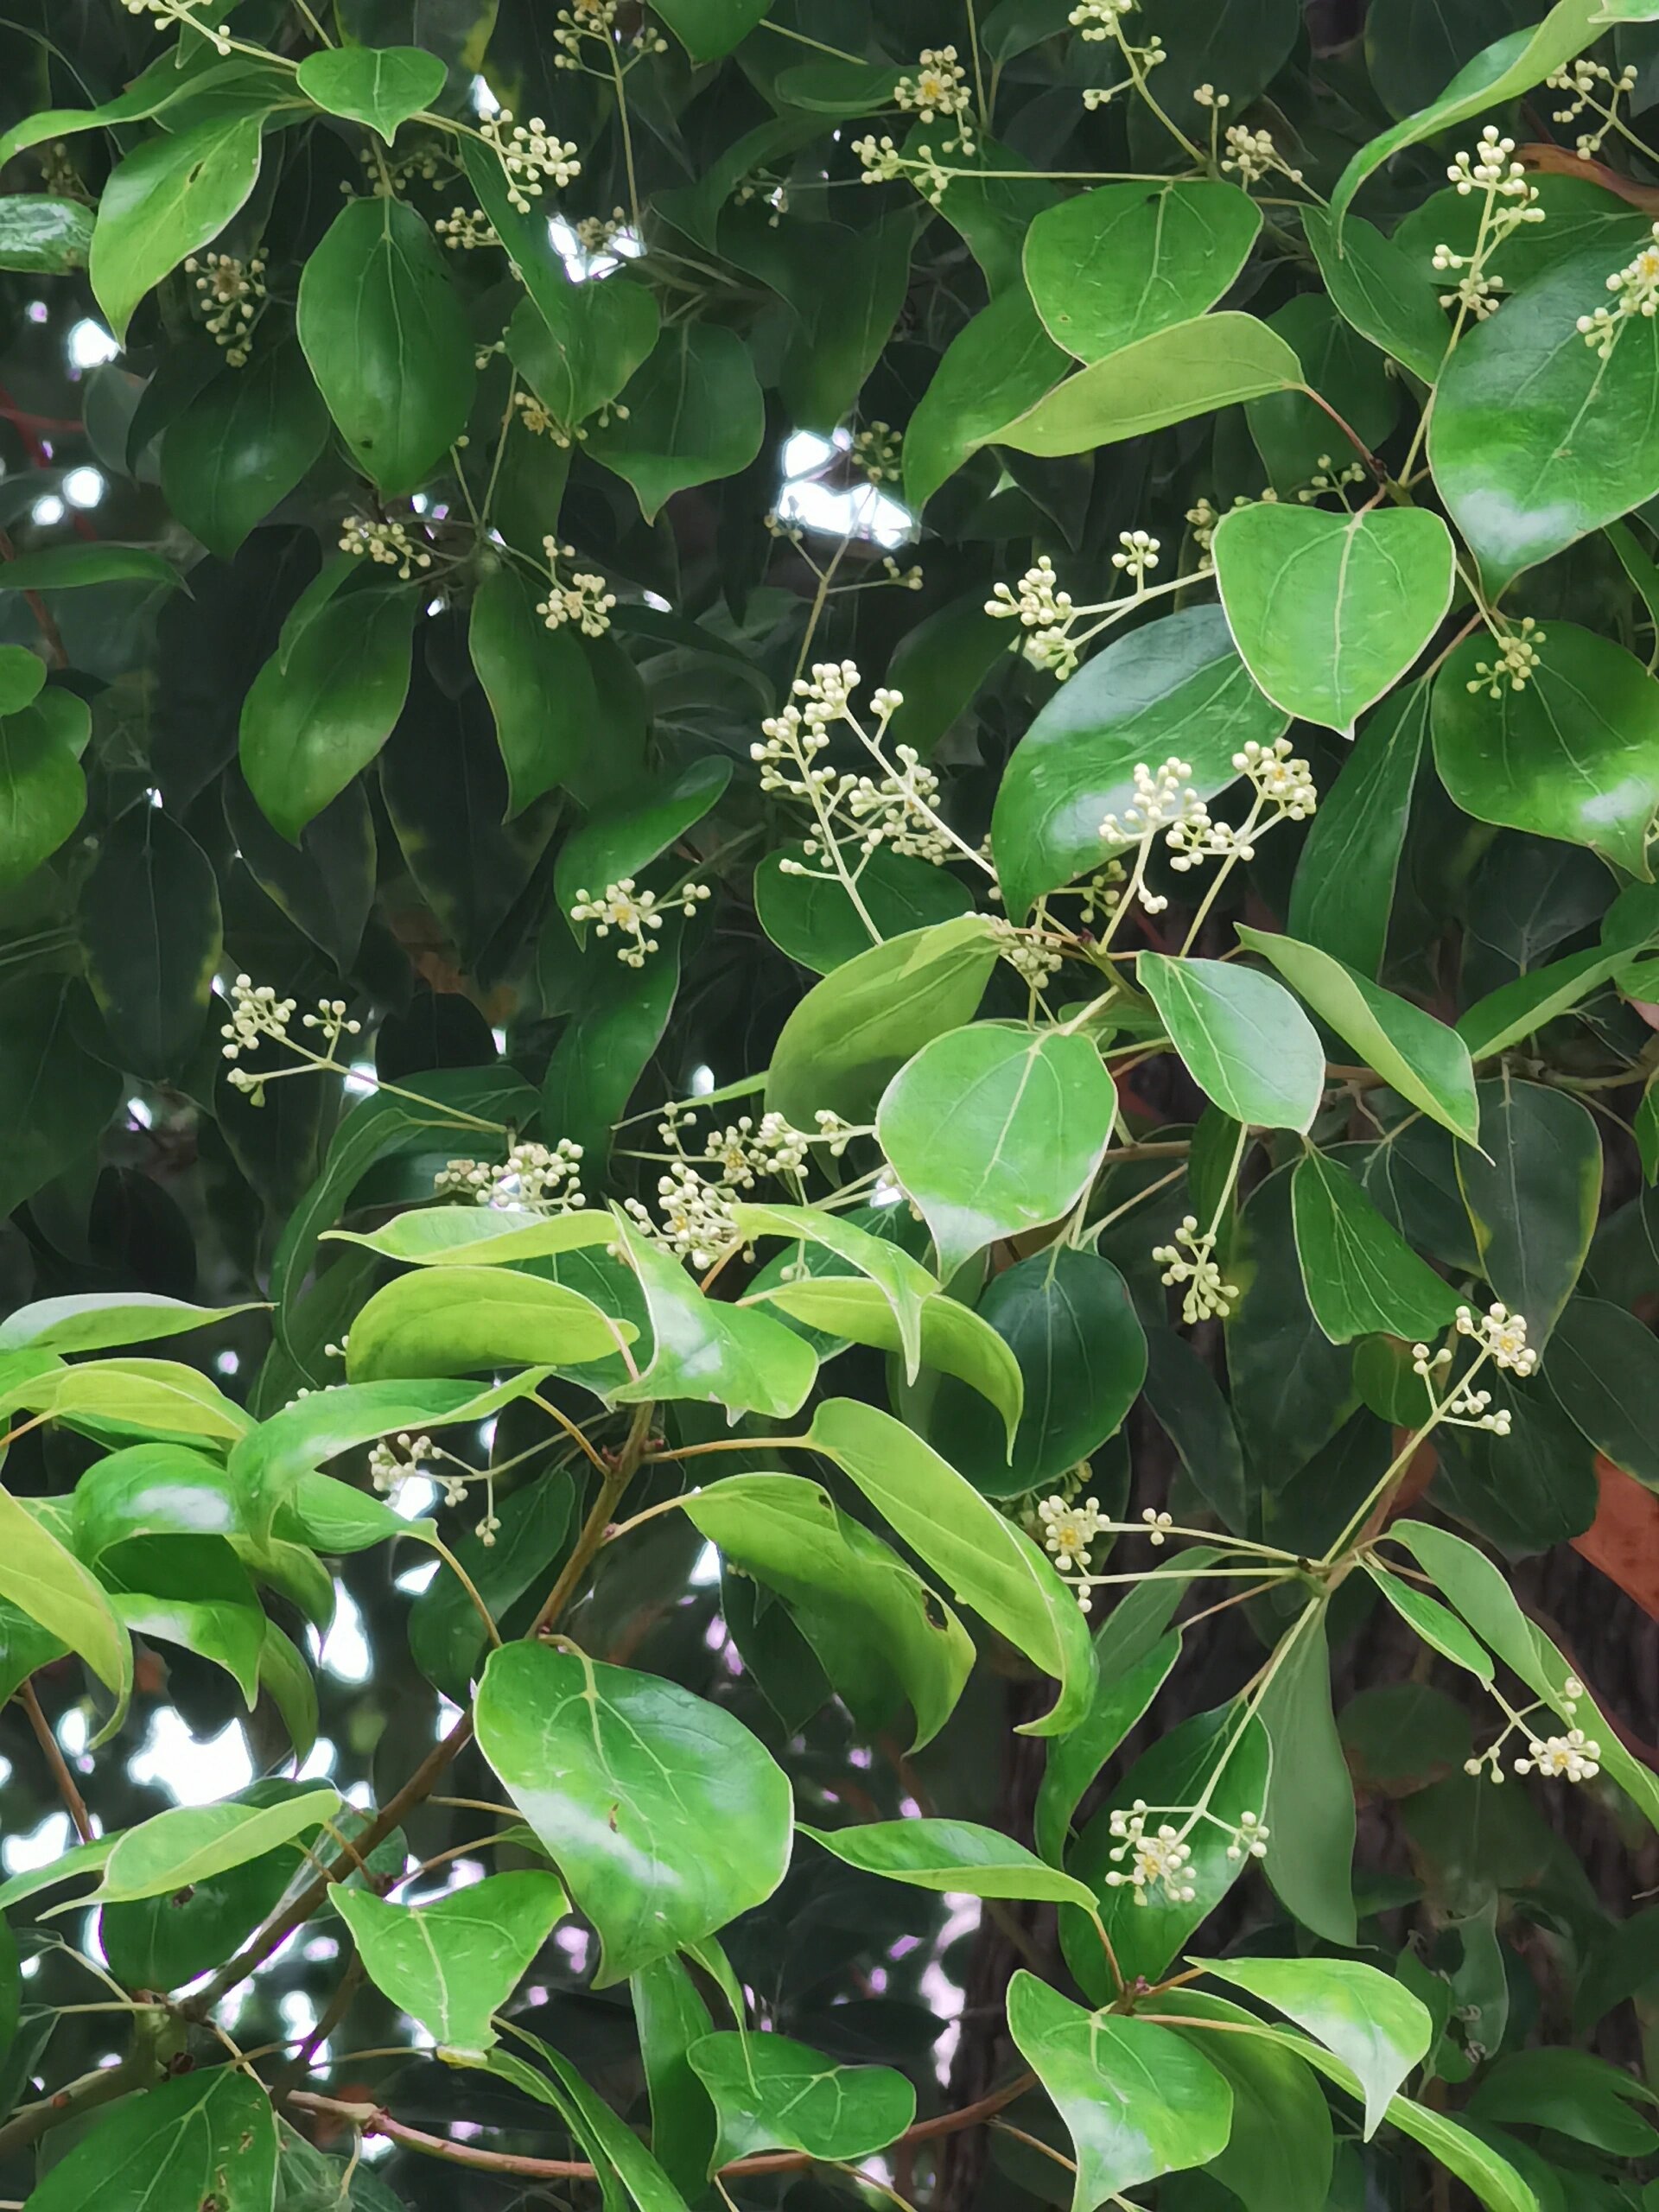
[3,0,1659,2207]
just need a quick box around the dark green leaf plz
[1291,1149,1459,1344]
[161,340,329,558]
[688,2030,914,2164]
[81,804,222,1078]
[1456,1078,1599,1347]
[21,2067,278,2212]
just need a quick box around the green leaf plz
[753,1275,1021,1440]
[1541,1294,1659,1486]
[766,913,999,1128]
[2,1357,250,1443]
[1291,1150,1459,1344]
[801,1819,1096,1907]
[1034,1629,1182,1865]
[1199,1956,1430,2142]
[1456,1078,1599,1347]
[685,2030,912,2167]
[653,0,772,59]
[990,605,1284,920]
[1302,206,1451,386]
[0,646,43,714]
[1022,180,1262,362]
[502,276,660,439]
[1257,1611,1357,1944]
[107,1535,268,1707]
[296,45,446,142]
[556,759,732,939]
[542,924,683,1168]
[484,2030,690,2212]
[1430,244,1659,593]
[0,543,181,594]
[905,282,1069,508]
[1237,926,1481,1143]
[72,1442,244,1557]
[332,1871,567,2059]
[1457,944,1629,1060]
[609,1213,817,1417]
[95,1786,340,1903]
[1212,503,1455,736]
[1467,2049,1659,2157]
[995,314,1302,457]
[926,1246,1147,1499]
[807,1397,1096,1735]
[588,324,765,523]
[408,1470,574,1701]
[753,842,973,972]
[19,2067,278,2212]
[1007,1972,1233,2212]
[1140,951,1325,1132]
[240,576,416,840]
[1331,0,1606,227]
[731,1200,938,1379]
[1157,1987,1335,2212]
[329,1206,615,1268]
[91,114,264,343]
[343,1264,633,1382]
[474,1638,793,1983]
[161,340,330,559]
[1432,625,1659,880]
[0,193,93,273]
[1363,1560,1495,1681]
[297,194,474,495]
[779,212,916,432]
[632,1957,717,2198]
[0,690,86,887]
[469,563,599,816]
[876,1025,1116,1280]
[1288,682,1427,980]
[80,804,222,1078]
[0,1486,130,1704]
[100,1784,309,1993]
[684,1473,974,1749]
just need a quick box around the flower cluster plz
[1465,618,1543,698]
[1221,124,1304,188]
[852,133,956,207]
[479,109,581,213]
[122,0,232,54]
[624,1105,852,1270]
[852,422,903,485]
[340,514,432,580]
[1103,1802,1268,1905]
[1099,757,1204,847]
[184,250,266,365]
[569,878,712,967]
[1410,1344,1512,1434]
[435,1138,586,1211]
[893,47,976,155]
[435,206,499,251]
[1299,454,1370,505]
[986,556,1081,677]
[991,915,1065,990]
[537,539,617,634]
[356,138,444,198]
[554,0,667,69]
[1547,56,1639,160]
[1579,222,1659,358]
[1431,130,1544,323]
[1153,1216,1239,1325]
[1038,1492,1107,1574]
[219,980,361,1103]
[368,1431,435,1498]
[219,977,297,1063]
[575,207,632,255]
[1465,1677,1601,1787]
[1070,0,1135,32]
[1455,1300,1538,1375]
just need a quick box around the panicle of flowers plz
[340,514,432,580]
[893,48,977,156]
[435,206,499,251]
[122,0,232,54]
[537,539,616,635]
[1299,453,1370,504]
[1112,527,1160,582]
[1165,736,1316,873]
[1099,757,1205,849]
[1548,56,1638,161]
[369,1431,435,1498]
[1185,497,1221,564]
[1466,616,1543,698]
[625,1105,851,1271]
[479,108,581,212]
[569,878,712,967]
[575,207,632,254]
[853,422,903,485]
[1579,221,1659,357]
[219,978,361,1104]
[1432,130,1544,325]
[1465,1676,1599,1787]
[1455,1300,1538,1375]
[1071,0,1134,34]
[435,1138,587,1211]
[1036,1491,1107,1575]
[1153,1215,1239,1324]
[1415,1335,1514,1434]
[1222,123,1304,188]
[852,133,955,206]
[991,915,1065,990]
[184,250,266,365]
[555,0,667,70]
[1104,1802,1268,1905]
[220,976,296,1062]
[986,556,1079,677]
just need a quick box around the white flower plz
[1099,758,1203,844]
[1580,224,1659,356]
[1223,123,1302,188]
[435,1139,586,1211]
[1038,1493,1106,1573]
[1455,1300,1538,1375]
[340,514,432,581]
[1070,0,1135,34]
[537,539,617,635]
[1111,528,1160,582]
[1514,1729,1601,1782]
[895,46,974,130]
[435,206,499,251]
[368,1431,435,1497]
[479,108,581,213]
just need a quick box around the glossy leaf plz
[296,45,446,142]
[1141,951,1325,1131]
[903,282,1068,508]
[96,1786,340,1903]
[688,2030,914,2164]
[474,1638,793,1983]
[731,1199,938,1378]
[1291,1149,1459,1343]
[995,314,1301,455]
[344,1264,632,1382]
[91,114,264,343]
[588,323,765,522]
[1257,1611,1357,1945]
[21,2067,278,2212]
[1034,1630,1181,1865]
[1363,1560,1495,1681]
[753,841,973,971]
[0,1486,130,1704]
[1302,205,1451,385]
[1456,1078,1600,1347]
[80,804,222,1078]
[611,1213,817,1417]
[1542,1294,1659,1486]
[1022,181,1261,361]
[0,193,92,273]
[801,1819,1096,1907]
[469,562,599,816]
[0,690,86,887]
[161,340,330,558]
[332,1871,567,2058]
[329,1205,615,1268]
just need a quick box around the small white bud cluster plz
[1580,224,1659,357]
[184,250,266,365]
[1141,1507,1174,1545]
[1429,130,1544,323]
[1070,0,1135,33]
[852,422,902,485]
[569,878,712,967]
[1548,57,1638,158]
[1222,124,1303,188]
[1111,528,1160,582]
[1466,618,1543,698]
[626,1107,854,1271]
[1414,1336,1513,1434]
[574,207,632,254]
[1447,128,1534,200]
[1185,497,1221,563]
[1106,1804,1196,1904]
[479,108,582,213]
[123,0,231,53]
[1152,1217,1238,1325]
[1192,83,1230,111]
[435,1138,586,1211]
[1099,757,1205,846]
[756,664,957,873]
[991,917,1065,988]
[220,976,295,1060]
[852,134,955,206]
[340,514,432,580]
[369,1431,435,1497]
[353,139,443,200]
[537,540,617,635]
[1299,453,1370,503]
[894,48,976,146]
[986,556,1080,679]
[435,206,499,251]
[1455,1300,1538,1374]
[555,0,667,67]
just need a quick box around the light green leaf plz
[1022,180,1262,362]
[19,2068,278,2212]
[343,1265,632,1382]
[296,45,446,143]
[1331,0,1605,227]
[766,913,999,1128]
[990,605,1283,920]
[876,1024,1116,1281]
[1237,926,1480,1143]
[1291,1149,1459,1344]
[1198,1956,1431,2142]
[1432,625,1659,880]
[632,1957,717,2198]
[0,1487,130,1704]
[1256,1611,1357,1945]
[0,1834,112,1915]
[800,1819,1096,1907]
[1455,1077,1599,1347]
[1457,944,1630,1061]
[0,193,93,273]
[807,1397,1096,1735]
[1212,502,1454,736]
[1008,1973,1232,2212]
[106,1535,267,1707]
[903,282,1068,508]
[690,2030,913,2167]
[0,1357,249,1443]
[1363,1560,1495,1681]
[73,1442,245,1558]
[95,1786,340,1903]
[1302,206,1451,386]
[588,324,765,522]
[0,646,43,713]
[731,1200,938,1380]
[0,690,84,888]
[332,1872,567,2058]
[994,313,1302,456]
[297,194,474,496]
[474,1639,793,1983]
[91,114,264,342]
[751,1275,1021,1441]
[609,1213,817,1418]
[328,1206,615,1268]
[1140,951,1325,1132]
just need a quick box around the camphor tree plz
[3,0,1659,2206]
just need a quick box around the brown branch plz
[18,1679,94,1843]
[288,2070,1035,2182]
